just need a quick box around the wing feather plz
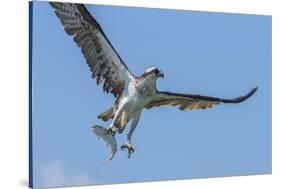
[145,87,257,110]
[50,2,134,98]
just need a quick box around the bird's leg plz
[121,111,142,158]
[107,103,126,136]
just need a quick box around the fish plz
[91,125,117,161]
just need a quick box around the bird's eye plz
[154,69,159,75]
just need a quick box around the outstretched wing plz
[50,2,134,98]
[145,87,257,110]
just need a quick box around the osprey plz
[50,2,257,160]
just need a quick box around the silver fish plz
[92,125,117,161]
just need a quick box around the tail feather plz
[98,106,116,121]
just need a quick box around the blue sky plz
[31,1,271,188]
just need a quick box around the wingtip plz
[49,2,56,7]
[249,86,258,96]
[253,86,258,92]
[235,86,258,103]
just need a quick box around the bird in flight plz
[50,2,257,160]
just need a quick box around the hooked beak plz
[158,72,164,78]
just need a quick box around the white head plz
[142,67,164,79]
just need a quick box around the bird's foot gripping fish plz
[92,125,117,161]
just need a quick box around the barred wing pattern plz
[145,87,258,110]
[50,2,134,98]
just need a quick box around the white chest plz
[121,78,156,114]
[134,78,157,96]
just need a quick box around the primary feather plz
[50,2,134,99]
